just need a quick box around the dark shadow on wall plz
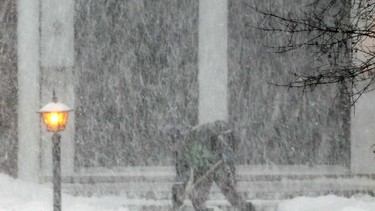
[0,0,18,177]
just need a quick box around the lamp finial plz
[52,90,58,103]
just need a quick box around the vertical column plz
[40,0,75,176]
[198,0,228,125]
[351,93,375,173]
[350,2,375,174]
[17,0,41,181]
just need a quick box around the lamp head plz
[38,99,72,133]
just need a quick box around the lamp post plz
[38,91,72,211]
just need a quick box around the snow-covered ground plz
[0,173,129,211]
[278,195,375,211]
[1,173,375,211]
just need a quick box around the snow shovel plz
[170,159,224,211]
[179,159,223,201]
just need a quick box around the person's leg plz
[173,151,190,209]
[189,168,213,211]
[172,183,186,209]
[214,164,255,211]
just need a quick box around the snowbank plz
[278,194,375,211]
[0,174,128,211]
[1,172,375,211]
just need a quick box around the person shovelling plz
[163,120,256,211]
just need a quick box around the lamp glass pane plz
[42,112,69,132]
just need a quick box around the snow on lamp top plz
[38,93,73,133]
[39,102,73,113]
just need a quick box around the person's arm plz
[217,130,235,163]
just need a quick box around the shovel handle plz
[178,159,223,202]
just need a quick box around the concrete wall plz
[13,0,375,178]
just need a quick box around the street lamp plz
[38,91,72,211]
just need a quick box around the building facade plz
[0,0,374,182]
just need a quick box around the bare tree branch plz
[244,0,375,105]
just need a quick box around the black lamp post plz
[38,91,72,211]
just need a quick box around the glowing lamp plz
[38,97,73,132]
[38,92,72,211]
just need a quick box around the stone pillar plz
[351,92,375,174]
[350,3,375,174]
[198,0,228,125]
[40,0,75,177]
[17,0,41,182]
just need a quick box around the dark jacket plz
[175,120,237,184]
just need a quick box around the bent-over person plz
[164,120,255,211]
